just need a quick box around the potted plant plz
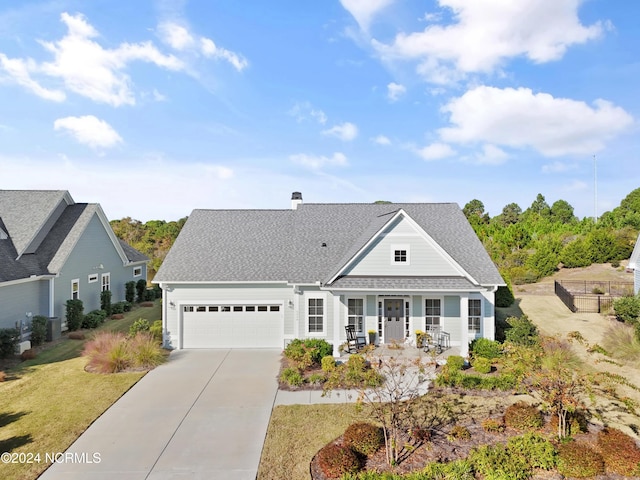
[367,329,377,346]
[415,330,426,348]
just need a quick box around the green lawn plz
[0,302,161,480]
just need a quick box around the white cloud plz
[438,86,634,156]
[387,82,406,101]
[566,179,588,191]
[288,101,327,124]
[0,53,65,102]
[372,135,391,145]
[373,0,603,84]
[542,161,575,174]
[290,152,348,170]
[158,22,195,50]
[322,122,359,141]
[36,13,183,107]
[201,164,234,179]
[200,38,248,71]
[53,115,122,149]
[415,142,456,161]
[340,0,396,31]
[157,20,248,72]
[474,144,509,165]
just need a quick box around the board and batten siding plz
[53,214,131,318]
[635,268,639,295]
[342,217,461,277]
[0,279,48,330]
[164,283,294,348]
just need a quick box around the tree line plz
[109,187,640,284]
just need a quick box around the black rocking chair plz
[345,325,366,353]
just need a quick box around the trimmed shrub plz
[317,443,361,478]
[471,357,492,374]
[129,318,151,337]
[136,279,147,303]
[446,355,465,371]
[152,284,162,299]
[597,428,640,476]
[481,418,504,433]
[0,328,20,358]
[149,320,163,343]
[82,309,107,329]
[447,425,471,441]
[470,337,502,360]
[614,295,640,325]
[280,367,303,387]
[507,432,557,469]
[557,442,604,478]
[111,301,132,314]
[21,348,37,361]
[469,443,530,480]
[100,289,112,316]
[495,283,515,308]
[504,402,543,431]
[343,423,384,456]
[284,338,333,369]
[144,288,156,301]
[308,373,325,385]
[125,281,136,303]
[65,299,84,331]
[30,315,48,347]
[321,355,336,372]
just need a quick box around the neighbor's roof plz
[155,202,504,287]
[0,190,148,283]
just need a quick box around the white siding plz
[343,216,461,277]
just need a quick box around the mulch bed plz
[310,410,636,480]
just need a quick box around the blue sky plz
[0,0,637,221]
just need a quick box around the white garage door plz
[181,304,283,348]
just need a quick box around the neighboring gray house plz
[0,190,148,332]
[630,233,640,295]
[154,193,505,357]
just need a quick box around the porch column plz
[332,293,341,357]
[48,277,55,317]
[460,294,469,358]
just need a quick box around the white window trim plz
[305,293,327,336]
[390,244,410,265]
[468,297,482,335]
[101,272,111,292]
[88,273,98,283]
[347,297,365,334]
[71,279,79,300]
[424,296,443,333]
[133,266,142,277]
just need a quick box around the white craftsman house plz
[154,193,505,357]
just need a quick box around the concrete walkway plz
[40,349,281,480]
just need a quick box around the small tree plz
[66,299,84,331]
[135,279,147,303]
[125,281,136,303]
[353,357,435,465]
[0,328,20,358]
[100,290,112,316]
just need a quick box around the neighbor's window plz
[88,273,98,283]
[425,299,441,332]
[347,298,364,333]
[133,266,142,277]
[308,298,324,333]
[71,279,79,300]
[468,299,481,333]
[101,273,111,292]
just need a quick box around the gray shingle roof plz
[328,276,478,290]
[155,202,505,287]
[0,191,147,283]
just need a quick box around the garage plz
[180,304,283,348]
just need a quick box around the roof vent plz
[291,191,303,210]
[321,242,327,247]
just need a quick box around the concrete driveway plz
[40,349,281,480]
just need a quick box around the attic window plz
[391,245,410,264]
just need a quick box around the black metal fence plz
[554,280,634,313]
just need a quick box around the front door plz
[384,299,404,342]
